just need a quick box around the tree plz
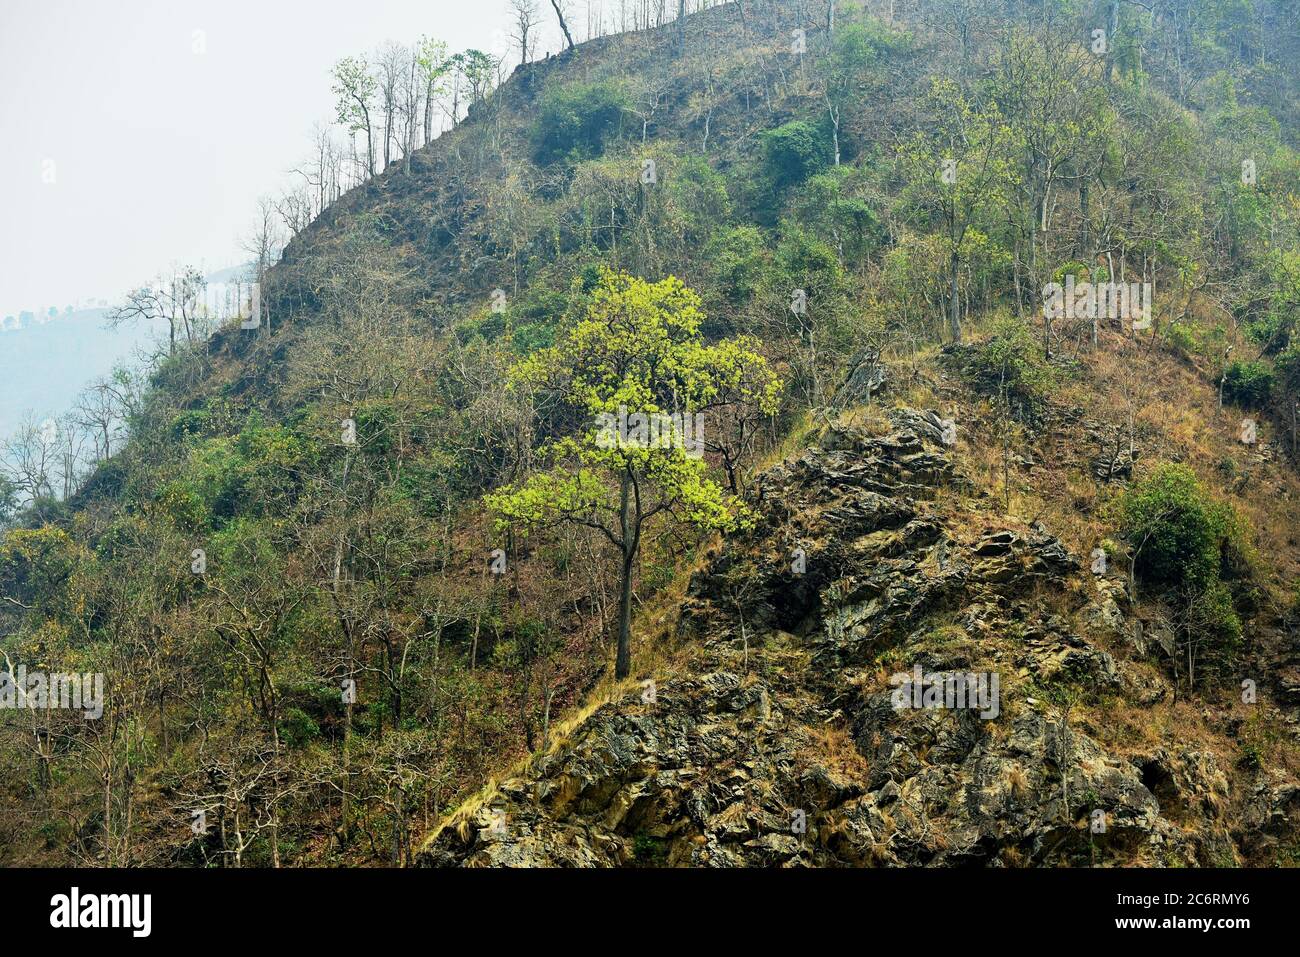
[461,50,496,110]
[107,266,207,355]
[510,0,540,68]
[989,32,1112,339]
[375,42,408,171]
[487,270,780,679]
[549,0,576,50]
[2,415,58,504]
[0,472,17,526]
[398,45,422,175]
[243,198,284,334]
[415,37,450,145]
[331,56,378,178]
[900,78,1013,341]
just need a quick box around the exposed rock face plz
[419,409,1277,868]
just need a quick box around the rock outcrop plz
[419,408,1278,868]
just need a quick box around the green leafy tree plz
[900,78,1014,341]
[415,37,451,146]
[486,270,780,679]
[331,56,378,178]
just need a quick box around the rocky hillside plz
[5,0,1300,869]
[421,407,1297,867]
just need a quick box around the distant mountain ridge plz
[0,307,167,437]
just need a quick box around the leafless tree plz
[511,0,541,67]
[243,198,284,334]
[550,0,576,49]
[108,266,207,355]
[375,42,407,170]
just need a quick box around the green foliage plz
[7,0,1300,866]
[829,17,911,73]
[661,154,733,244]
[1165,321,1203,359]
[704,225,769,309]
[962,315,1054,409]
[508,287,569,355]
[0,473,17,525]
[632,832,668,865]
[280,708,322,749]
[532,81,628,166]
[487,269,780,542]
[1120,463,1233,590]
[0,526,85,615]
[1193,578,1244,652]
[397,449,462,515]
[1118,463,1256,681]
[759,120,834,194]
[789,166,886,265]
[1222,360,1275,407]
[1277,341,1300,397]
[167,408,212,443]
[171,418,314,528]
[486,269,782,676]
[774,228,846,301]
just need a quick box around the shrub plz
[1276,340,1300,396]
[790,166,886,264]
[532,81,628,166]
[167,408,212,442]
[1119,463,1230,590]
[962,315,1054,412]
[1119,463,1256,683]
[1222,360,1275,406]
[1165,321,1202,358]
[760,120,834,193]
[280,708,321,750]
[704,225,769,309]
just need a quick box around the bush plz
[1119,463,1230,590]
[790,166,886,264]
[959,315,1054,413]
[1165,321,1203,358]
[1222,360,1275,406]
[760,120,834,194]
[279,708,321,750]
[1119,463,1254,682]
[704,225,769,309]
[532,81,628,166]
[167,408,212,442]
[1276,340,1300,395]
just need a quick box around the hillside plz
[3,0,1300,870]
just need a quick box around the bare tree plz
[1,414,58,502]
[375,42,407,170]
[511,0,541,67]
[550,0,576,49]
[108,266,207,354]
[399,47,422,175]
[243,198,284,334]
[74,377,126,463]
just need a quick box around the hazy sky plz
[0,0,567,318]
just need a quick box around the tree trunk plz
[616,548,634,680]
[551,0,576,49]
[949,251,962,341]
[616,471,635,680]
